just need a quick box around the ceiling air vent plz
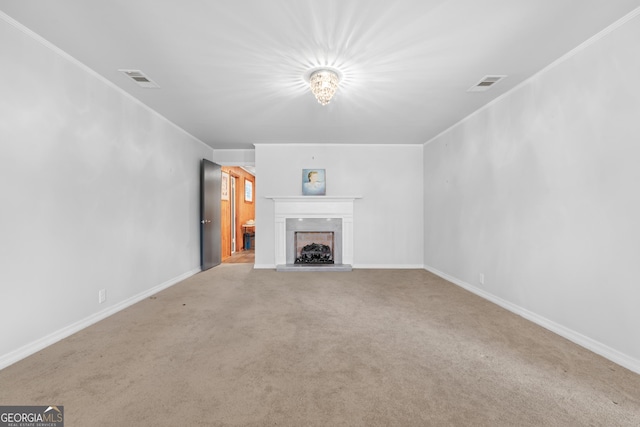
[467,75,506,92]
[118,69,160,88]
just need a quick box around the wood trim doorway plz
[220,166,255,263]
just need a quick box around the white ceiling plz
[2,0,639,150]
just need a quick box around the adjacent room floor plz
[222,249,255,264]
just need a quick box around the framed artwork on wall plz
[245,179,253,202]
[302,169,326,195]
[221,171,229,200]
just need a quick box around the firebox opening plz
[294,231,334,264]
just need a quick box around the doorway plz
[220,166,255,264]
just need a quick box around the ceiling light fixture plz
[309,69,340,105]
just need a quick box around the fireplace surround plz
[267,196,360,271]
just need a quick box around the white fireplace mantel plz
[266,196,362,267]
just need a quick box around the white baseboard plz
[253,264,275,269]
[0,267,201,371]
[353,264,425,269]
[423,264,640,376]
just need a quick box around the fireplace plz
[285,218,342,267]
[268,196,360,271]
[295,232,334,264]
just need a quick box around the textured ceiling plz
[1,0,639,149]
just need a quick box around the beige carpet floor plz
[1,265,639,426]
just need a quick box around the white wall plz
[0,16,212,368]
[255,144,423,268]
[212,149,255,166]
[423,12,640,373]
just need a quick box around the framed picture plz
[221,171,229,200]
[245,179,253,202]
[302,169,326,195]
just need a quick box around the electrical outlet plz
[98,289,106,304]
[479,273,485,285]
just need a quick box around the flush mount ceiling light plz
[308,68,340,105]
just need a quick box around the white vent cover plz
[467,75,506,92]
[118,69,160,88]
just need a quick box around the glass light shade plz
[309,69,340,105]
